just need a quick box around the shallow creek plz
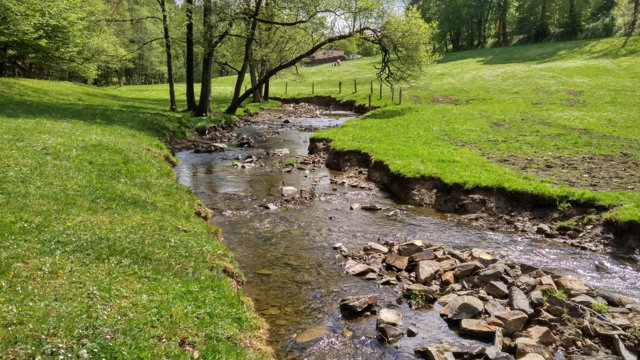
[175,113,640,359]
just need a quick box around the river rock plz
[539,275,557,290]
[485,346,514,360]
[281,186,298,196]
[525,325,556,345]
[515,275,540,293]
[455,262,483,279]
[340,293,379,313]
[485,299,508,317]
[460,319,502,338]
[509,286,534,315]
[571,294,597,307]
[474,263,505,286]
[350,203,360,210]
[398,240,424,256]
[440,295,484,320]
[411,249,437,262]
[361,204,383,211]
[556,276,591,296]
[469,249,498,266]
[414,345,456,360]
[438,258,458,272]
[442,271,455,285]
[612,334,637,360]
[486,281,509,298]
[416,260,440,284]
[596,290,637,307]
[296,327,328,342]
[385,254,409,270]
[345,263,375,276]
[520,355,546,360]
[515,337,548,359]
[377,308,403,327]
[404,283,437,301]
[364,242,389,255]
[377,324,404,343]
[536,223,552,235]
[529,290,545,308]
[497,310,529,335]
[547,295,588,317]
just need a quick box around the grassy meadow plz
[0,80,271,359]
[254,36,640,223]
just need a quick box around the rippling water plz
[175,114,640,359]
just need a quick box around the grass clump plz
[0,79,270,359]
[543,288,568,301]
[591,302,610,313]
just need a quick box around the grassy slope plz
[0,80,270,359]
[243,36,640,222]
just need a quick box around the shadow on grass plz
[439,36,640,65]
[0,82,235,139]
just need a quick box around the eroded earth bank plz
[171,103,640,360]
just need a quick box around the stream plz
[175,112,640,359]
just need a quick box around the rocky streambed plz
[173,103,640,359]
[335,239,639,359]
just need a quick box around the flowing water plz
[175,113,640,359]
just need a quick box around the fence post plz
[368,94,372,111]
[312,82,315,94]
[285,82,288,95]
[379,84,382,99]
[339,81,342,94]
[399,88,402,105]
[354,79,357,93]
[391,86,395,102]
[370,79,373,94]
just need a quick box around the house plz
[310,48,345,60]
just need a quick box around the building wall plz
[313,49,345,59]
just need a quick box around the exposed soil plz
[309,139,640,263]
[430,95,470,105]
[490,152,640,192]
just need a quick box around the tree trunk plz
[263,77,270,101]
[230,0,263,105]
[196,2,215,116]
[249,60,262,102]
[159,0,177,112]
[501,0,508,45]
[630,0,640,35]
[185,0,196,111]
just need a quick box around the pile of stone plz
[335,240,639,360]
[330,168,376,190]
[232,154,264,169]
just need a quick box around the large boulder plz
[460,318,503,338]
[377,308,403,327]
[474,263,505,286]
[339,294,379,313]
[486,281,509,298]
[455,262,483,279]
[377,324,404,343]
[509,286,534,316]
[416,260,440,284]
[440,295,484,320]
[525,326,556,345]
[398,240,424,256]
[555,276,591,296]
[385,254,409,270]
[496,310,529,336]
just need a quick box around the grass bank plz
[0,79,271,359]
[245,36,640,223]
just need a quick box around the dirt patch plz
[309,139,640,262]
[490,152,640,192]
[562,98,587,107]
[271,95,377,114]
[566,89,584,97]
[430,95,469,105]
[240,103,320,121]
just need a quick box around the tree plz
[158,0,178,112]
[185,0,197,111]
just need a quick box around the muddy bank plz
[272,95,379,114]
[309,139,640,262]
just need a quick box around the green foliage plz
[591,301,610,313]
[556,198,572,213]
[543,288,568,300]
[0,78,268,359]
[285,158,297,165]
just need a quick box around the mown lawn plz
[253,36,640,223]
[0,79,270,359]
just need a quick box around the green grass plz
[0,79,270,359]
[257,36,640,223]
[591,301,610,313]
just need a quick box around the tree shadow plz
[439,36,639,65]
[0,80,235,139]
